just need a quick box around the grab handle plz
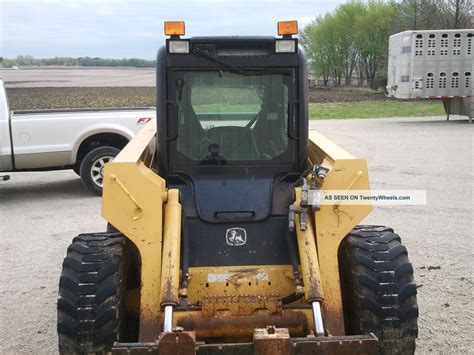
[287,100,300,139]
[214,210,256,220]
[166,100,178,140]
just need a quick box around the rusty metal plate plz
[113,331,196,355]
[113,342,161,354]
[196,342,253,355]
[254,326,290,355]
[186,265,297,306]
[202,295,281,317]
[290,333,379,354]
[158,331,196,355]
[177,310,308,339]
[113,333,378,355]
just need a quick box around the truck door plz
[0,80,13,171]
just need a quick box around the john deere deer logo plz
[226,228,247,246]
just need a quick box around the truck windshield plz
[173,70,295,165]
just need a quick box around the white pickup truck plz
[0,79,155,194]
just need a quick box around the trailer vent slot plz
[451,72,459,88]
[426,73,434,89]
[438,73,447,89]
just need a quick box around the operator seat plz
[206,125,260,160]
[177,101,207,160]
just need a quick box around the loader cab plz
[156,23,309,267]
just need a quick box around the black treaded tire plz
[80,146,120,196]
[57,233,126,354]
[339,225,419,355]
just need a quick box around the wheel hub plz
[91,155,114,187]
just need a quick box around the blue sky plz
[0,0,345,59]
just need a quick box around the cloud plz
[0,0,344,58]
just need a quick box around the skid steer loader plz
[57,21,418,354]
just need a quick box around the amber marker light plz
[164,21,185,36]
[277,20,298,36]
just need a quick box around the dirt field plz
[6,87,157,110]
[308,86,387,103]
[5,86,391,111]
[2,67,392,110]
[0,116,472,354]
[0,68,155,88]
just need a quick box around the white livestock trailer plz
[387,29,473,123]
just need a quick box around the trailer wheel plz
[339,225,419,354]
[80,146,120,195]
[57,233,126,354]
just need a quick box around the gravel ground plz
[0,116,472,354]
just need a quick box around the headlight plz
[169,40,189,54]
[275,40,296,53]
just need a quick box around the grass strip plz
[309,100,444,119]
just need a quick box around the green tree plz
[302,9,360,86]
[396,0,472,31]
[355,2,398,88]
[333,1,366,84]
[302,1,398,88]
[398,0,439,30]
[440,0,472,28]
[301,15,334,86]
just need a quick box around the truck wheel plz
[339,225,419,354]
[57,233,126,354]
[80,146,120,195]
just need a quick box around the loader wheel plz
[57,233,126,354]
[80,146,120,195]
[339,225,419,355]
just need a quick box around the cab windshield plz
[172,70,295,165]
